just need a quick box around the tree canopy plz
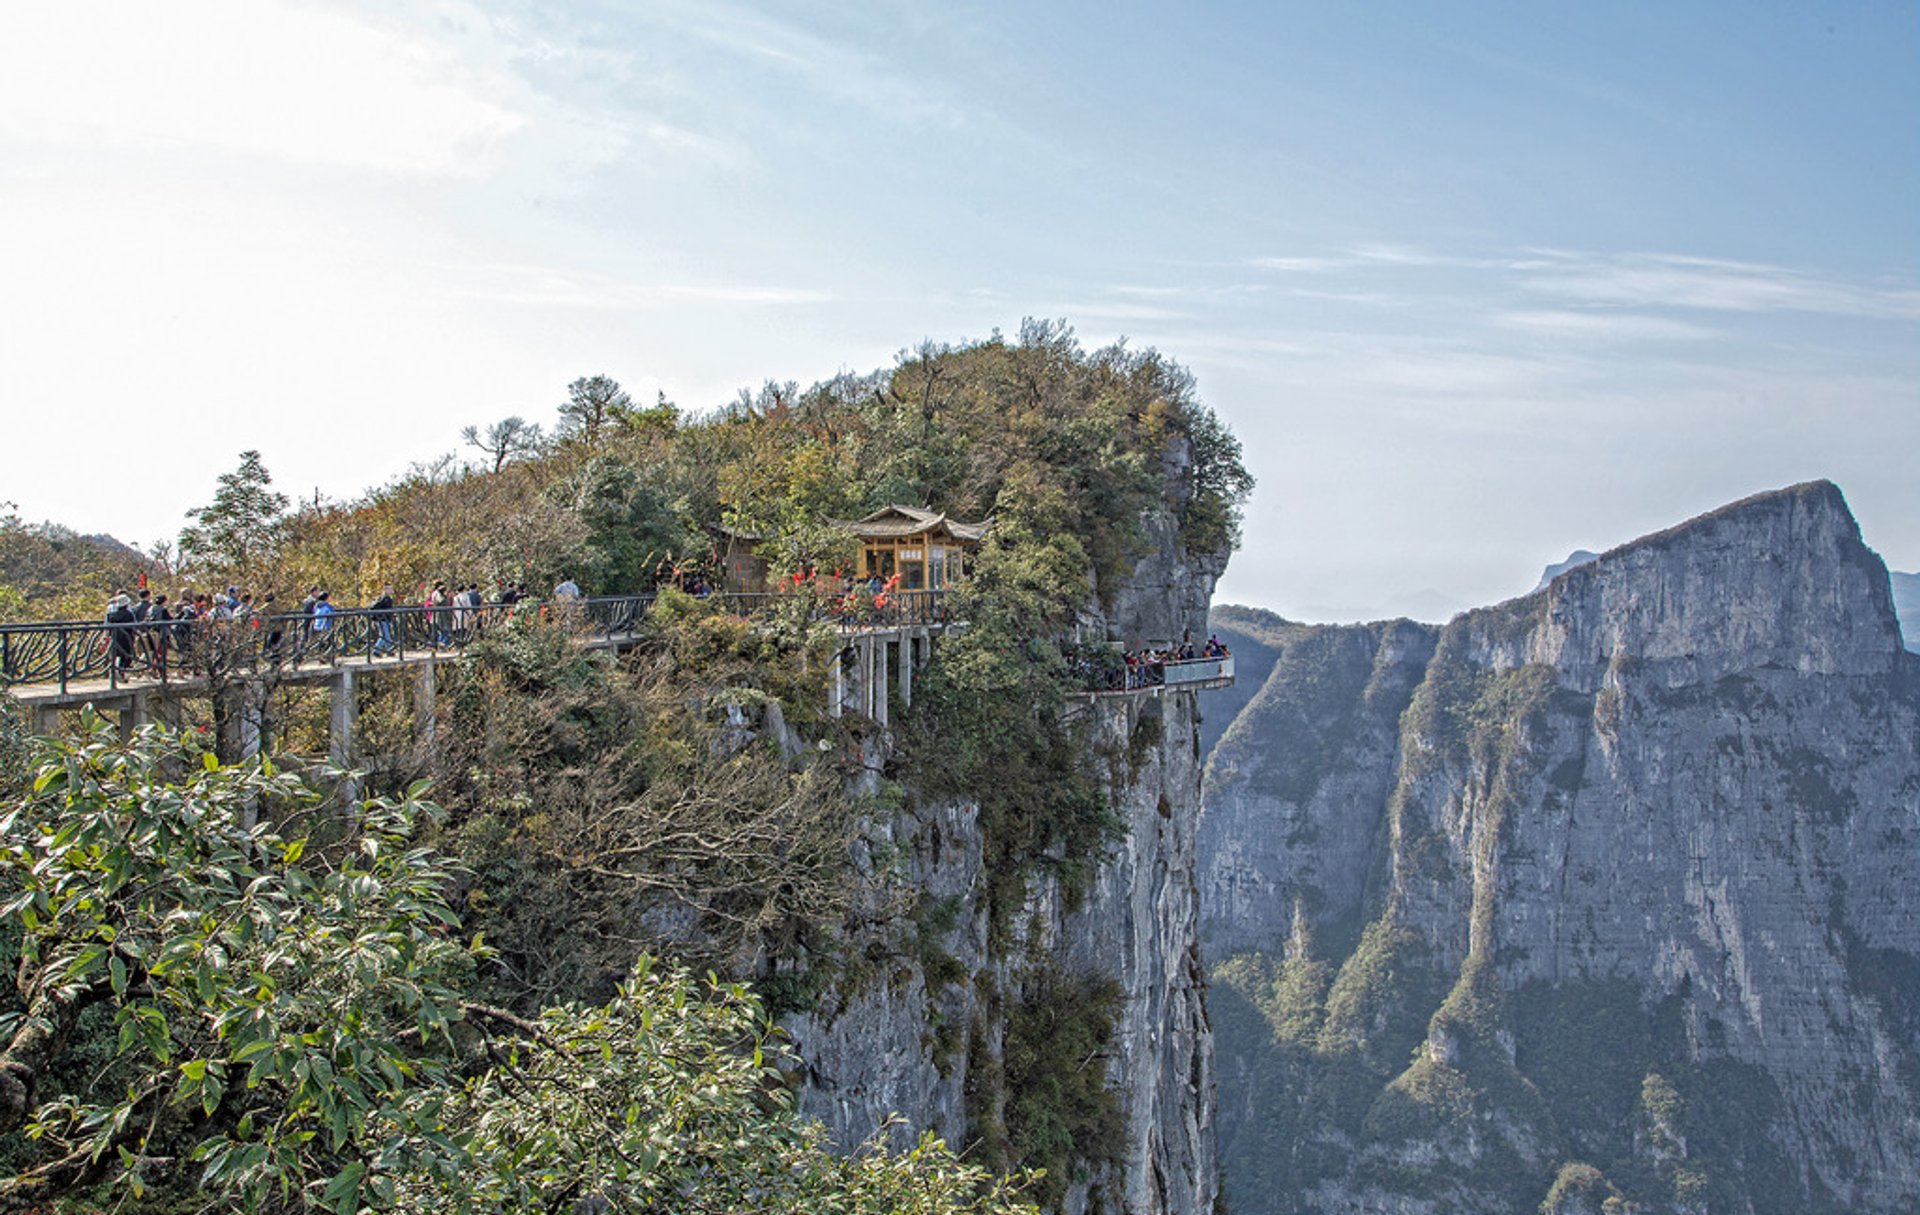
[0,719,1032,1215]
[178,449,290,584]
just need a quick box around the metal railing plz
[0,590,958,693]
[1077,653,1236,695]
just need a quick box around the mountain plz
[1893,570,1919,651]
[1200,481,1920,1214]
[1533,548,1600,591]
[1542,550,1918,653]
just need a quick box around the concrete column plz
[331,669,359,810]
[119,690,149,741]
[31,705,58,736]
[413,661,437,747]
[897,633,914,708]
[828,647,845,720]
[873,634,889,726]
[217,682,261,764]
[152,693,185,731]
[329,669,356,769]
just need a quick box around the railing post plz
[58,630,69,694]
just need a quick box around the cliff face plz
[1200,481,1920,1214]
[789,462,1227,1215]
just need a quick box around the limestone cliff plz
[787,450,1228,1215]
[1200,481,1920,1214]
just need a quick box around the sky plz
[2,0,1915,621]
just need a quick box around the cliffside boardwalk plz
[3,590,939,743]
[5,587,1230,763]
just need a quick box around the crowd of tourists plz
[1116,634,1232,690]
[98,576,589,677]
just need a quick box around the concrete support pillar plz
[855,637,872,720]
[31,706,58,736]
[413,661,437,747]
[331,669,359,810]
[329,669,356,769]
[119,690,149,741]
[897,633,913,708]
[217,682,261,765]
[828,647,845,720]
[152,693,185,731]
[872,635,888,726]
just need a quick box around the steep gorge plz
[1199,481,1920,1213]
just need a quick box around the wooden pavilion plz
[838,505,988,591]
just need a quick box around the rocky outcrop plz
[789,448,1228,1215]
[1200,481,1920,1214]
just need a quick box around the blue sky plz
[2,1,1915,619]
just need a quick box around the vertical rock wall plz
[1200,481,1920,1214]
[789,463,1227,1215]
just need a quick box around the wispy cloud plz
[1495,310,1720,341]
[1252,245,1517,274]
[449,262,830,309]
[1517,251,1920,320]
[631,0,976,132]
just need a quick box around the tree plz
[555,454,692,591]
[557,375,633,443]
[178,450,289,581]
[461,415,544,473]
[0,721,1036,1215]
[0,719,473,1208]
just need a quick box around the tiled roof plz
[837,505,989,543]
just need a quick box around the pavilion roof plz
[836,504,988,543]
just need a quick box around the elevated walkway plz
[1075,655,1236,700]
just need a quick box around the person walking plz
[370,586,396,655]
[312,590,337,658]
[105,593,137,672]
[429,582,453,647]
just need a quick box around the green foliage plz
[178,449,290,583]
[1539,1161,1625,1215]
[0,722,1037,1215]
[1178,399,1255,554]
[436,607,854,1006]
[389,959,1033,1215]
[898,659,1119,925]
[556,373,636,443]
[551,453,694,593]
[0,715,473,1208]
[968,968,1126,1211]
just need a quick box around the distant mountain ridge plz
[1539,548,1918,652]
[1200,481,1920,1213]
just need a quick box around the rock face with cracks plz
[788,461,1229,1215]
[1200,481,1920,1214]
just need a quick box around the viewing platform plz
[1077,654,1236,698]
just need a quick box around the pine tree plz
[178,449,290,580]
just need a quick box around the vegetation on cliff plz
[2,323,1250,1209]
[0,718,1031,1214]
